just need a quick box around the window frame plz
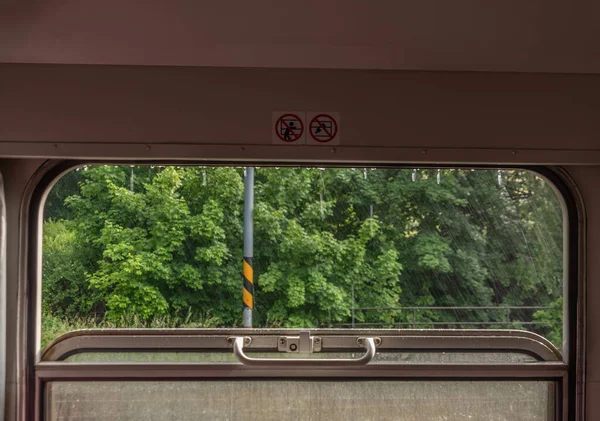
[36,330,567,421]
[40,328,563,362]
[38,365,564,421]
[0,170,6,420]
[24,160,583,421]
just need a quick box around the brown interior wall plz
[1,65,600,161]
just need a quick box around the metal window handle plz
[233,336,377,367]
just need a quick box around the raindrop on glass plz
[369,204,374,236]
[319,192,325,221]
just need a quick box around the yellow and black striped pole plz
[242,256,254,322]
[242,167,254,327]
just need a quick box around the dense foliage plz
[42,166,564,345]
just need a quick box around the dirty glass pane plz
[46,380,553,421]
[64,351,537,363]
[42,166,564,347]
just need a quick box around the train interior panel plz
[1,1,598,420]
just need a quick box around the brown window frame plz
[25,161,583,421]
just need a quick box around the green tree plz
[41,165,564,344]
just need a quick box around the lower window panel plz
[45,380,555,421]
[63,351,539,364]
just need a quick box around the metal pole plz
[242,167,255,328]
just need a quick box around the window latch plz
[277,330,321,354]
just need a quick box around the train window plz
[41,166,565,345]
[45,380,555,421]
[35,164,570,421]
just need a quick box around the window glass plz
[46,380,554,421]
[42,166,564,347]
[63,351,538,364]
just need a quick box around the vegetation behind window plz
[41,166,564,347]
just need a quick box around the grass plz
[41,311,219,349]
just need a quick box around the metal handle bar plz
[233,337,376,367]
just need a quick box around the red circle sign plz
[309,114,338,143]
[275,114,304,142]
